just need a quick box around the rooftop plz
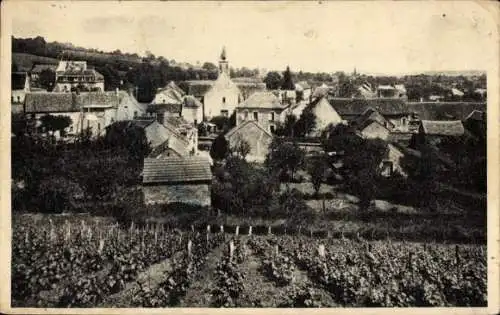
[420,120,465,137]
[237,91,284,109]
[142,157,212,184]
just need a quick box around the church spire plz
[219,46,229,76]
[220,46,227,61]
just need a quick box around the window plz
[194,119,198,126]
[221,110,229,117]
[381,161,393,177]
[69,126,74,132]
[17,96,20,102]
[134,111,138,118]
[222,97,226,103]
[401,117,407,126]
[270,125,276,134]
[243,110,249,120]
[270,111,275,121]
[98,123,101,131]
[253,112,258,121]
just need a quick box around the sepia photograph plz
[1,0,499,312]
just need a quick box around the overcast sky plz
[8,1,497,75]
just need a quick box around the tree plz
[104,121,151,160]
[275,114,297,137]
[307,156,328,197]
[230,137,251,160]
[264,71,282,90]
[265,138,305,182]
[202,62,218,72]
[294,106,316,137]
[210,115,232,132]
[282,66,295,90]
[39,69,56,91]
[39,114,72,137]
[210,134,229,161]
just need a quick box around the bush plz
[36,177,82,213]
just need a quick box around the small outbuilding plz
[142,157,212,207]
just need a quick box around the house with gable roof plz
[23,90,145,139]
[53,60,105,92]
[235,91,290,134]
[305,96,344,137]
[142,156,212,206]
[149,81,204,125]
[225,120,273,163]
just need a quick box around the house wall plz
[54,82,104,92]
[360,122,390,140]
[116,93,146,121]
[182,107,203,125]
[310,98,343,136]
[227,122,273,163]
[203,74,241,119]
[236,107,285,134]
[12,90,27,104]
[143,183,211,206]
[379,144,408,178]
[387,114,412,132]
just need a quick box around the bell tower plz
[219,46,229,76]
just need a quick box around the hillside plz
[12,53,59,71]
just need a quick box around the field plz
[12,214,486,307]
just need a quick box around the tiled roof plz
[328,98,409,116]
[142,157,212,184]
[312,86,332,99]
[24,93,76,113]
[420,120,465,136]
[75,91,123,107]
[237,91,283,109]
[387,132,414,144]
[183,95,203,108]
[232,77,264,84]
[225,119,273,139]
[407,102,486,120]
[31,64,57,74]
[12,72,27,90]
[148,103,182,114]
[465,110,486,121]
[132,119,155,129]
[296,81,311,90]
[24,91,134,113]
[354,107,392,129]
[358,119,388,133]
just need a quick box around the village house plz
[11,72,31,105]
[142,157,212,207]
[150,81,203,125]
[30,64,57,88]
[23,90,145,139]
[235,91,290,134]
[225,120,273,163]
[412,120,465,149]
[356,117,391,141]
[463,110,486,140]
[407,102,486,121]
[131,117,197,157]
[379,143,421,178]
[53,60,105,92]
[304,96,344,137]
[328,98,416,132]
[355,82,377,99]
[376,85,407,100]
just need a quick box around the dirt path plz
[178,239,227,307]
[99,251,184,307]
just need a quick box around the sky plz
[7,1,498,75]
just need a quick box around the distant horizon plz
[8,1,495,76]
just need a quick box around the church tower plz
[219,46,229,76]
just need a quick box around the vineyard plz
[12,215,487,307]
